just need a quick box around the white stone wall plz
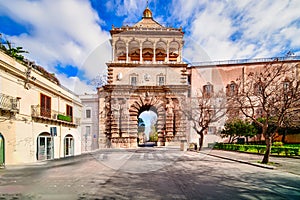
[79,94,99,152]
[0,52,82,165]
[111,66,186,86]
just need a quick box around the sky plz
[0,0,299,95]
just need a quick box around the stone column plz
[178,43,182,62]
[153,43,156,63]
[112,42,115,61]
[126,43,129,62]
[166,42,169,62]
[140,43,143,63]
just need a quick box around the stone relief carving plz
[166,98,174,115]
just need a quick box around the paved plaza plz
[0,148,299,199]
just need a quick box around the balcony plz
[0,93,20,113]
[31,105,80,126]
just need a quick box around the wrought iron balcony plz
[31,105,80,126]
[0,93,20,113]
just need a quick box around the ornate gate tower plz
[98,6,189,148]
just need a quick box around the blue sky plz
[0,0,299,94]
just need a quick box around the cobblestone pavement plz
[0,147,299,199]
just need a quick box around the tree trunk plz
[229,135,232,143]
[281,129,286,143]
[198,132,204,151]
[262,135,272,164]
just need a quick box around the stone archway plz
[129,94,166,146]
[99,85,188,149]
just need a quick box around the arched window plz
[64,134,74,157]
[142,41,153,61]
[203,83,214,98]
[254,82,264,95]
[155,41,167,62]
[37,132,53,160]
[169,41,180,62]
[129,40,140,61]
[226,81,238,96]
[115,40,126,61]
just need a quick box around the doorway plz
[0,134,4,166]
[64,134,74,157]
[37,132,53,160]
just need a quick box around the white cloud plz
[170,0,300,61]
[1,0,299,95]
[56,74,96,95]
[0,0,110,92]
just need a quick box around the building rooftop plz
[190,56,300,67]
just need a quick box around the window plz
[283,78,291,92]
[254,82,263,94]
[86,109,91,118]
[208,126,216,134]
[64,134,74,157]
[130,76,137,86]
[86,126,91,135]
[256,108,264,118]
[40,94,51,118]
[203,84,213,98]
[37,133,53,160]
[158,76,165,86]
[66,105,73,122]
[283,81,290,91]
[226,82,237,96]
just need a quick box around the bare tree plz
[229,61,300,163]
[89,73,108,89]
[181,90,226,150]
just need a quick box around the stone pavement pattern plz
[0,148,299,199]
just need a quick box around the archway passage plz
[129,94,167,146]
[99,86,189,148]
[137,106,158,147]
[0,134,4,166]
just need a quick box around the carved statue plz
[111,98,120,118]
[166,98,174,115]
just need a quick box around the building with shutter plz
[0,51,82,165]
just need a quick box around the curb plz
[199,152,275,170]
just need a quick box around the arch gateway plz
[98,6,189,148]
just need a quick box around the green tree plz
[221,119,257,143]
[2,39,28,61]
[138,117,145,133]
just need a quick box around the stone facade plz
[98,7,189,148]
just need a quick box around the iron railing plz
[0,93,20,112]
[31,105,80,125]
[190,56,300,67]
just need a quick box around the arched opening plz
[129,40,140,61]
[137,105,158,147]
[115,40,126,61]
[64,134,74,157]
[142,41,154,62]
[0,133,5,166]
[37,132,53,160]
[156,41,167,62]
[169,41,180,62]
